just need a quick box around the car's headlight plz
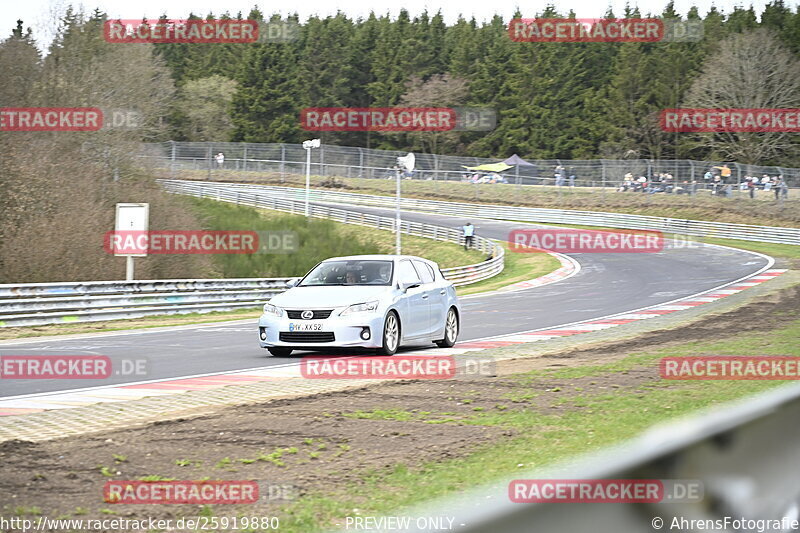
[340,301,379,316]
[262,303,283,317]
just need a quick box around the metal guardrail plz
[167,180,800,246]
[0,185,504,328]
[162,180,504,286]
[0,279,289,327]
[389,381,800,532]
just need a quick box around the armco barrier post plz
[206,142,212,180]
[169,140,176,178]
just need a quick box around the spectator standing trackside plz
[620,173,633,192]
[778,177,789,199]
[462,222,475,250]
[215,152,225,168]
[711,175,723,195]
[747,177,756,199]
[703,169,714,190]
[740,177,750,191]
[554,165,565,187]
[713,164,732,182]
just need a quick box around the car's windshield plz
[298,260,394,286]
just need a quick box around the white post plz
[305,146,311,218]
[302,139,321,218]
[396,169,401,255]
[126,256,135,281]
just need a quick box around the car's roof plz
[322,254,432,263]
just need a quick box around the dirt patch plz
[0,387,508,522]
[1,285,798,526]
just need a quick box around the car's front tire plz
[377,311,400,356]
[435,307,459,348]
[267,347,293,357]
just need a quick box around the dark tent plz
[502,154,535,166]
[502,154,536,186]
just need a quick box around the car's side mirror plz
[285,278,300,288]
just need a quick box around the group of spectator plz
[617,165,791,199]
[467,172,509,184]
[618,172,692,194]
[553,165,576,187]
[742,174,789,199]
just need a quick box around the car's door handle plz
[421,294,429,299]
[439,290,446,295]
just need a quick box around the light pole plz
[396,168,401,255]
[302,139,321,217]
[395,153,415,255]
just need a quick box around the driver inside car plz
[376,264,392,283]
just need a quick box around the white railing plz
[0,185,504,328]
[0,279,289,328]
[166,180,800,246]
[163,180,504,286]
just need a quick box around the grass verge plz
[455,242,560,296]
[276,314,800,532]
[187,197,484,277]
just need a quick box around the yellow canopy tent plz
[461,162,512,172]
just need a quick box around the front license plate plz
[288,322,323,332]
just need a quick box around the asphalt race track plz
[0,202,770,398]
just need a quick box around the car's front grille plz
[279,332,336,343]
[286,309,334,319]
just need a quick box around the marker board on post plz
[114,203,149,280]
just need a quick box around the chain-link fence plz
[139,141,798,193]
